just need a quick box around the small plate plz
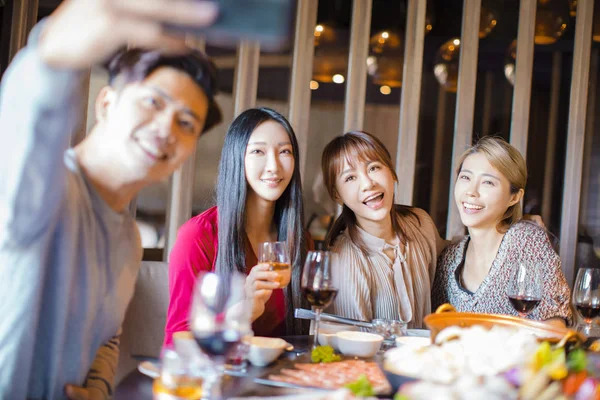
[395,336,430,348]
[406,329,430,338]
[137,360,160,379]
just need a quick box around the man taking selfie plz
[0,1,221,398]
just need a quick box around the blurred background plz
[1,0,598,281]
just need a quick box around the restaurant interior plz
[1,0,600,398]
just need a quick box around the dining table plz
[114,336,329,399]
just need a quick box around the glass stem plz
[205,359,224,400]
[313,307,322,350]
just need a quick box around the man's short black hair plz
[106,48,222,134]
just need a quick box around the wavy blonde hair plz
[457,136,527,233]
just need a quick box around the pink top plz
[164,206,286,347]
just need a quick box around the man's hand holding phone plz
[38,0,218,69]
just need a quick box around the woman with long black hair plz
[164,107,308,346]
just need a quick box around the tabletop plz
[114,336,320,399]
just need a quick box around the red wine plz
[194,330,241,357]
[508,295,541,314]
[575,303,600,319]
[302,288,338,308]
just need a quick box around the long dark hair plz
[215,107,307,334]
[321,131,419,254]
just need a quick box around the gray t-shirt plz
[0,26,142,399]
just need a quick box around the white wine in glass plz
[259,241,291,288]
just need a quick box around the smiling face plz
[98,66,209,183]
[244,120,295,204]
[334,157,396,229]
[454,152,523,231]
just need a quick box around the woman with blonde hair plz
[432,136,572,324]
[321,131,447,328]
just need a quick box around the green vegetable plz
[567,348,587,373]
[393,393,410,400]
[344,375,375,397]
[311,345,341,363]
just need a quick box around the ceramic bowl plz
[247,337,290,367]
[317,322,360,350]
[336,331,384,358]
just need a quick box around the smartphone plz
[166,0,297,52]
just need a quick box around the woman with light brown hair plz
[432,136,572,325]
[321,131,447,328]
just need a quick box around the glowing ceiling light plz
[380,85,392,95]
[332,74,345,84]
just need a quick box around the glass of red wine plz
[573,267,600,336]
[301,250,338,350]
[507,261,542,318]
[189,271,251,399]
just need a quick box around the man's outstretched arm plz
[0,22,86,245]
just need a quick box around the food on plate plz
[396,375,518,400]
[384,325,538,384]
[268,360,391,394]
[393,327,600,400]
[518,342,600,400]
[344,375,375,397]
[311,345,341,363]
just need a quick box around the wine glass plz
[258,241,291,288]
[507,261,542,318]
[573,267,600,336]
[189,271,251,399]
[301,250,338,349]
[593,235,600,260]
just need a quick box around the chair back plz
[116,261,170,384]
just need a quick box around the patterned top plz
[432,221,573,325]
[326,208,442,329]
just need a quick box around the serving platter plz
[425,304,585,344]
[253,352,391,395]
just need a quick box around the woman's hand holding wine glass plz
[245,241,292,321]
[245,264,280,321]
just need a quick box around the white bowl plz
[336,331,384,358]
[318,332,340,350]
[317,322,360,350]
[247,337,289,367]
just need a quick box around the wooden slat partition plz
[8,0,38,63]
[233,40,261,116]
[509,0,537,157]
[560,0,594,285]
[343,0,372,132]
[445,0,481,240]
[288,0,318,180]
[394,0,427,205]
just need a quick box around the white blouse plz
[326,208,440,328]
